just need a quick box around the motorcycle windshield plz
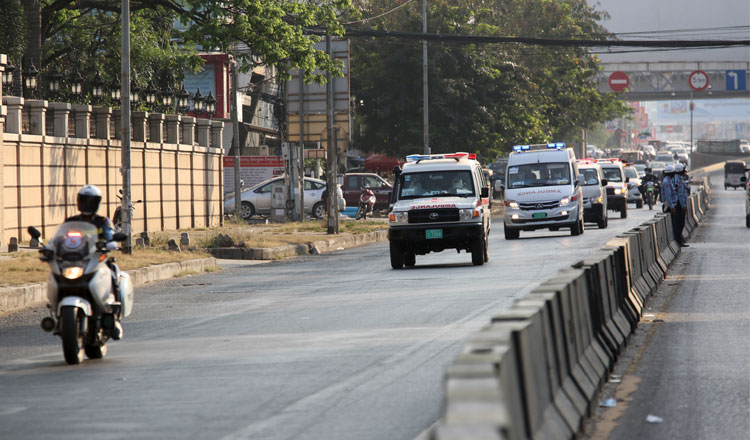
[50,222,99,261]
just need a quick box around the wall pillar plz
[50,102,71,137]
[165,114,181,144]
[27,100,48,136]
[196,118,211,147]
[148,112,165,143]
[72,104,92,139]
[210,120,224,151]
[94,106,112,139]
[132,111,149,142]
[112,108,122,140]
[3,96,23,134]
[181,116,196,145]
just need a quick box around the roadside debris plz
[646,414,664,423]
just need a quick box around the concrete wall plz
[1,94,224,243]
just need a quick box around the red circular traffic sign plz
[688,70,709,91]
[608,71,630,92]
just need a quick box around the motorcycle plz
[113,189,142,232]
[27,223,133,365]
[355,186,376,220]
[643,181,657,210]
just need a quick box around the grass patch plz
[0,249,213,286]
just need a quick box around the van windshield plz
[399,170,475,199]
[602,168,623,182]
[580,169,600,185]
[507,162,570,188]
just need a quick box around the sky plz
[588,0,750,131]
[588,0,750,63]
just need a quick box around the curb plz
[207,230,389,260]
[0,257,217,316]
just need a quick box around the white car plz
[224,176,345,219]
[624,166,643,208]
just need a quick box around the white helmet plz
[77,184,102,215]
[674,163,685,172]
[664,165,675,174]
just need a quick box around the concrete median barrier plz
[431,188,713,440]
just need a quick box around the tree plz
[350,0,629,160]
[1,0,358,102]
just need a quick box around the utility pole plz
[232,59,241,218]
[120,0,132,254]
[326,33,338,234]
[422,0,430,155]
[299,73,305,222]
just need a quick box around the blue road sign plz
[725,70,747,91]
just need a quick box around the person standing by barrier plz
[663,165,689,247]
[673,163,689,246]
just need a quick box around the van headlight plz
[62,266,84,279]
[559,197,571,206]
[505,200,519,209]
[389,212,409,224]
[460,208,480,221]
[614,188,622,195]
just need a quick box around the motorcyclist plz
[662,165,689,247]
[639,167,661,202]
[675,162,691,195]
[65,185,124,338]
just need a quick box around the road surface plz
[0,205,672,440]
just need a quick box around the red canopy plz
[364,154,404,172]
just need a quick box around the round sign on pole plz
[608,71,630,92]
[688,70,709,91]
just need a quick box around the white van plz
[500,143,585,239]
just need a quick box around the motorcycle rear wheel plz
[61,306,84,365]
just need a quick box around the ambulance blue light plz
[547,142,566,150]
[512,145,531,152]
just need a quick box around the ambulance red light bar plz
[599,158,621,163]
[577,159,597,164]
[406,152,476,162]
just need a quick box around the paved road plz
[0,205,665,440]
[585,173,750,439]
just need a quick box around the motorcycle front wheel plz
[60,306,85,365]
[355,205,364,220]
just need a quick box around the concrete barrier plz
[432,190,712,440]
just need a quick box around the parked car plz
[224,176,345,220]
[341,173,392,211]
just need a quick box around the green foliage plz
[179,0,358,82]
[350,0,630,161]
[0,0,26,64]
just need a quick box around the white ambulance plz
[388,152,491,268]
[499,143,585,239]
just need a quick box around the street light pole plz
[689,91,694,166]
[422,0,430,155]
[120,0,132,254]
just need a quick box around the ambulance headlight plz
[460,208,480,221]
[614,188,622,195]
[389,212,409,224]
[559,197,571,207]
[506,200,519,209]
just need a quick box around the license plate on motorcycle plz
[426,229,443,239]
[532,212,547,219]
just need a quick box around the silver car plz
[224,176,345,219]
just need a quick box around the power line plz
[343,0,417,25]
[314,27,750,48]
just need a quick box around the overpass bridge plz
[597,61,750,100]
